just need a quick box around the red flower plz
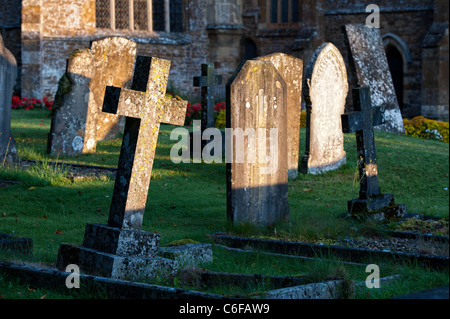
[192,103,201,112]
[12,96,20,105]
[214,101,226,112]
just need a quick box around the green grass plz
[0,109,448,299]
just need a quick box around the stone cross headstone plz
[258,53,303,180]
[47,37,136,156]
[0,34,18,165]
[301,43,348,175]
[344,24,405,135]
[103,56,187,230]
[194,63,223,132]
[226,59,289,227]
[342,86,406,219]
[56,55,187,280]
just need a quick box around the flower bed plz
[184,100,226,127]
[403,116,449,143]
[11,96,53,111]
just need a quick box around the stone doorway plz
[386,45,405,112]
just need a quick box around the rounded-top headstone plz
[301,42,348,175]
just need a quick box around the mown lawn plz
[0,109,448,299]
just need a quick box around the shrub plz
[300,110,307,127]
[403,116,449,143]
[215,109,226,129]
[184,101,227,127]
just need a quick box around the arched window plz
[95,0,183,33]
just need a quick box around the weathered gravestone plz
[301,43,348,175]
[0,34,18,165]
[258,53,303,180]
[56,56,187,280]
[342,86,406,220]
[47,49,93,155]
[47,37,136,156]
[344,24,405,135]
[226,60,289,227]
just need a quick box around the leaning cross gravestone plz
[0,34,18,165]
[301,43,348,175]
[344,24,405,135]
[258,53,303,180]
[47,37,136,156]
[56,56,187,280]
[226,60,289,227]
[342,86,406,220]
[103,56,187,230]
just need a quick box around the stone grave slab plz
[301,43,348,175]
[258,53,303,180]
[344,24,405,135]
[0,34,18,165]
[56,55,187,281]
[160,243,213,267]
[226,59,289,227]
[264,279,354,299]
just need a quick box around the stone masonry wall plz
[323,4,435,117]
[0,0,447,119]
[18,0,210,101]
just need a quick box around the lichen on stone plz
[51,73,73,116]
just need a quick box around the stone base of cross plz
[342,87,407,221]
[347,194,407,222]
[56,223,177,280]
